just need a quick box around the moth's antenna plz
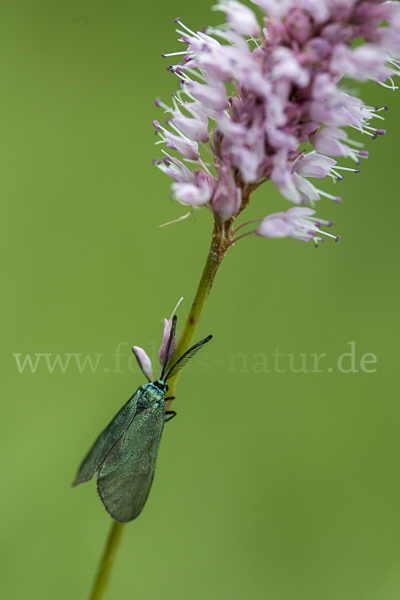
[160,315,178,379]
[165,335,212,381]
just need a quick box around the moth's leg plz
[165,410,177,422]
[165,396,175,402]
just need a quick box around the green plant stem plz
[166,232,226,404]
[88,221,230,600]
[89,521,125,600]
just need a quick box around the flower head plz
[153,1,399,247]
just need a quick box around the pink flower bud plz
[132,346,153,382]
[172,170,214,206]
[286,9,312,45]
[158,319,172,366]
[164,131,200,161]
[215,1,260,37]
[213,183,242,221]
[172,114,209,143]
[187,82,229,111]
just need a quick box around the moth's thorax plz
[137,380,168,409]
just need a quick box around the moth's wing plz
[72,390,141,487]
[97,403,165,523]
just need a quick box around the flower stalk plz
[166,217,233,405]
[89,521,124,600]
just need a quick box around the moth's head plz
[154,379,169,393]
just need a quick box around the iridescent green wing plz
[72,390,142,486]
[96,403,165,523]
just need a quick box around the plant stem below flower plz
[166,222,228,406]
[89,521,124,600]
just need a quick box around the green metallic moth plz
[73,316,212,523]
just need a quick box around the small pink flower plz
[330,44,392,82]
[172,170,215,206]
[156,155,195,183]
[214,1,260,37]
[172,113,209,144]
[132,346,154,382]
[285,9,312,45]
[187,81,229,111]
[296,0,330,24]
[255,207,339,245]
[380,4,400,56]
[310,75,372,127]
[251,0,290,19]
[295,153,337,179]
[212,165,242,220]
[311,127,369,162]
[158,319,174,367]
[153,120,200,160]
[271,47,309,87]
[158,298,184,366]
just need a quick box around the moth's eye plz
[165,384,169,392]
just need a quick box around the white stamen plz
[198,158,213,176]
[370,112,385,120]
[176,21,198,38]
[159,212,192,228]
[169,296,185,319]
[313,188,341,201]
[248,35,260,47]
[163,51,189,57]
[183,67,207,83]
[332,165,360,173]
[378,77,399,90]
[350,124,376,137]
[293,218,337,240]
[158,100,174,115]
[344,137,364,148]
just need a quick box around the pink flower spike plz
[154,0,399,221]
[295,154,337,179]
[132,346,153,382]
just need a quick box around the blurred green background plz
[1,1,400,599]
